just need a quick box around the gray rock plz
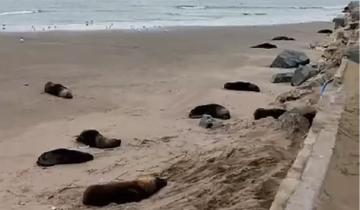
[333,15,346,28]
[291,65,319,86]
[344,46,360,63]
[348,1,360,11]
[278,111,310,138]
[350,7,360,21]
[270,50,310,68]
[271,72,294,83]
[199,114,222,129]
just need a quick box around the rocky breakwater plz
[269,2,359,210]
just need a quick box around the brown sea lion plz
[76,129,121,149]
[44,81,73,99]
[36,148,94,167]
[82,175,167,206]
[189,104,230,120]
[251,43,277,49]
[272,36,296,41]
[253,108,286,120]
[224,81,260,92]
[318,29,333,34]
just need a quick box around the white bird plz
[19,37,24,43]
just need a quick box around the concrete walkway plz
[317,60,359,210]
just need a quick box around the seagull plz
[19,37,24,43]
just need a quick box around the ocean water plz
[0,0,349,31]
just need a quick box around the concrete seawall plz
[270,1,359,209]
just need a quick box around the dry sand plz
[0,22,331,210]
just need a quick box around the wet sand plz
[0,22,330,210]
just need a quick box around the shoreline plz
[0,21,332,34]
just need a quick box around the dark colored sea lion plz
[76,129,121,149]
[272,36,295,41]
[224,81,260,92]
[37,148,94,167]
[82,175,167,206]
[44,81,73,99]
[189,104,230,120]
[317,29,333,34]
[251,43,277,49]
[253,108,286,120]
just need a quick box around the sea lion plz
[253,108,286,120]
[76,129,121,149]
[189,104,230,120]
[318,29,333,34]
[271,36,295,41]
[251,43,277,49]
[82,175,167,206]
[37,148,94,167]
[224,81,260,92]
[44,81,73,99]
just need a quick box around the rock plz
[350,7,360,21]
[344,46,360,63]
[291,65,319,86]
[189,104,231,120]
[288,105,317,126]
[199,114,222,129]
[251,43,277,49]
[278,111,310,137]
[333,15,346,28]
[270,50,310,68]
[275,88,313,103]
[348,1,360,11]
[346,21,359,30]
[318,29,333,34]
[224,81,260,92]
[253,108,286,120]
[271,36,295,41]
[271,72,294,83]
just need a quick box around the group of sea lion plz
[40,81,167,207]
[37,129,121,166]
[188,81,260,120]
[36,128,166,206]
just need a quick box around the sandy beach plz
[0,22,331,210]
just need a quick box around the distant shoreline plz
[0,21,331,34]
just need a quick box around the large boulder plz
[271,72,294,83]
[270,50,310,68]
[348,1,360,11]
[344,46,360,63]
[291,65,319,86]
[350,7,360,21]
[278,112,310,138]
[333,15,346,28]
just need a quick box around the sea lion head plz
[136,175,167,194]
[248,83,260,92]
[95,136,122,149]
[215,106,230,120]
[59,88,73,99]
